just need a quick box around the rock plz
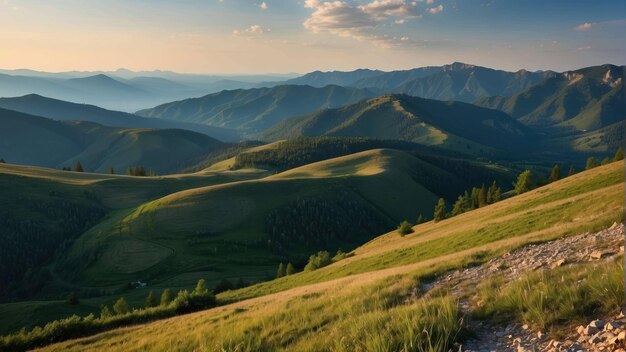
[522,324,529,330]
[588,333,602,343]
[590,251,611,260]
[551,258,567,268]
[590,320,606,329]
[577,325,586,335]
[618,331,626,341]
[584,325,599,335]
[605,322,621,330]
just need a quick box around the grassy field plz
[34,160,624,351]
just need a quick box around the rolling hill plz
[0,94,239,141]
[476,64,624,132]
[135,85,378,133]
[262,95,535,156]
[0,108,228,173]
[24,157,624,352]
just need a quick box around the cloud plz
[259,2,268,10]
[428,4,443,14]
[575,22,593,31]
[303,0,422,45]
[233,25,270,37]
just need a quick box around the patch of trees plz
[0,279,215,352]
[213,278,249,294]
[433,181,503,222]
[265,195,393,254]
[0,197,105,298]
[397,221,413,236]
[126,166,156,177]
[232,137,421,171]
[276,262,297,278]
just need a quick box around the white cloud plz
[428,4,443,14]
[425,0,434,4]
[575,22,593,31]
[259,2,268,10]
[303,0,421,45]
[233,25,270,37]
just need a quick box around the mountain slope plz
[33,159,624,352]
[136,85,378,132]
[476,64,624,132]
[278,69,384,88]
[0,94,239,141]
[263,95,535,155]
[392,63,555,102]
[0,108,225,173]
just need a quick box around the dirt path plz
[419,222,624,352]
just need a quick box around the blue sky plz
[0,0,624,73]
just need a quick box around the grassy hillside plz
[263,95,535,156]
[34,158,623,352]
[0,108,228,173]
[55,149,445,290]
[135,85,377,133]
[0,94,239,141]
[0,162,268,301]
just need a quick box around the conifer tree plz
[478,184,487,208]
[109,166,115,175]
[160,289,172,306]
[416,214,426,224]
[548,165,560,183]
[286,263,296,276]
[614,147,624,161]
[585,157,599,170]
[433,198,447,222]
[513,170,535,195]
[568,165,576,176]
[74,161,84,172]
[145,290,157,308]
[0,158,5,163]
[113,297,130,315]
[192,279,208,296]
[276,262,286,278]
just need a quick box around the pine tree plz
[193,279,208,296]
[601,157,611,165]
[568,165,576,176]
[74,161,84,172]
[160,289,172,306]
[286,263,296,276]
[397,220,413,236]
[0,158,5,163]
[109,166,115,175]
[548,165,560,183]
[487,181,499,204]
[513,170,535,195]
[470,187,480,209]
[276,263,286,278]
[585,157,599,170]
[478,184,487,208]
[614,147,624,161]
[100,305,112,319]
[451,194,467,216]
[113,297,130,315]
[416,214,426,224]
[145,290,157,308]
[433,198,447,222]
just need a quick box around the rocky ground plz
[419,222,625,352]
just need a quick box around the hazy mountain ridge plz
[136,84,378,133]
[0,94,239,141]
[0,107,225,173]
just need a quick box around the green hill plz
[0,94,239,141]
[0,108,228,173]
[262,95,535,156]
[30,157,624,352]
[135,85,377,133]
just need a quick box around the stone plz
[590,250,610,260]
[522,324,529,330]
[584,325,599,335]
[576,325,585,335]
[589,334,602,344]
[590,320,606,329]
[618,331,626,341]
[551,258,567,268]
[605,322,621,330]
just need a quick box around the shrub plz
[513,170,535,195]
[286,263,296,276]
[397,221,413,236]
[160,289,172,306]
[304,251,332,271]
[433,198,447,222]
[113,298,130,315]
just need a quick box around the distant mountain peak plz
[443,62,477,71]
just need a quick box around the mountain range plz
[0,108,225,173]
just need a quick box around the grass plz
[30,161,624,351]
[473,257,624,332]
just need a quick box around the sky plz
[1,0,625,74]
